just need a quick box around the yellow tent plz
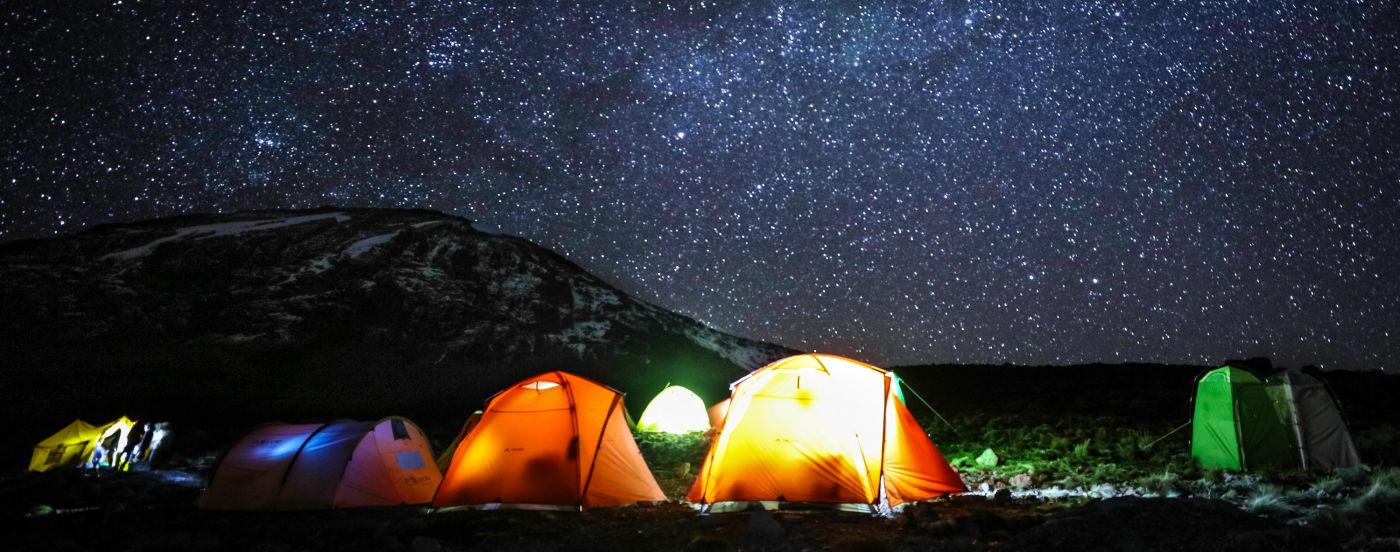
[29,417,138,472]
[636,385,710,434]
[688,354,964,512]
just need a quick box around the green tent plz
[1190,365,1295,470]
[1190,364,1361,471]
[636,385,710,434]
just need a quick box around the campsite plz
[5,0,1399,548]
[5,359,1399,551]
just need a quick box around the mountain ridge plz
[0,207,794,428]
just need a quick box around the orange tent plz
[198,417,442,510]
[433,371,665,510]
[707,399,730,431]
[688,354,964,512]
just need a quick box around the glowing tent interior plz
[198,417,442,510]
[433,371,665,509]
[687,354,965,512]
[635,384,711,434]
[29,416,141,472]
[1191,364,1361,471]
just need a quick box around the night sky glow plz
[2,2,1397,369]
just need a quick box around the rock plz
[831,535,896,552]
[901,503,938,530]
[1223,528,1333,552]
[44,537,82,552]
[162,532,193,549]
[684,536,733,552]
[409,536,442,552]
[746,506,785,543]
[399,517,429,533]
[976,448,1002,467]
[962,518,983,540]
[1010,473,1035,489]
[992,488,1013,504]
[922,519,961,536]
[1088,484,1118,499]
[191,535,222,552]
[371,534,403,551]
[1002,497,1339,552]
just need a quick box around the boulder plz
[1002,497,1338,552]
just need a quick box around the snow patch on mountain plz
[573,284,623,310]
[344,231,399,258]
[558,320,610,342]
[499,274,541,296]
[682,325,782,371]
[104,212,349,260]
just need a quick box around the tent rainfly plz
[1191,365,1361,471]
[198,417,442,510]
[636,385,711,434]
[687,354,965,513]
[433,371,665,510]
[29,417,138,472]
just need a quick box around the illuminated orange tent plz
[198,417,442,510]
[707,398,730,430]
[688,354,964,512]
[433,371,665,509]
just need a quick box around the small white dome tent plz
[636,384,711,434]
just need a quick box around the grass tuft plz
[1343,477,1400,525]
[1137,470,1181,498]
[1307,475,1346,499]
[1244,485,1296,519]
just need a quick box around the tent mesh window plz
[391,419,410,440]
[395,451,426,469]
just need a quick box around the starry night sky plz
[3,1,1398,369]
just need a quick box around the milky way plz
[2,2,1398,369]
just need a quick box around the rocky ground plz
[2,469,1372,552]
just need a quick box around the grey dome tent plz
[1263,368,1362,470]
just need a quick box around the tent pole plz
[1233,382,1247,470]
[875,376,893,514]
[1280,372,1308,470]
[557,372,585,508]
[899,379,960,438]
